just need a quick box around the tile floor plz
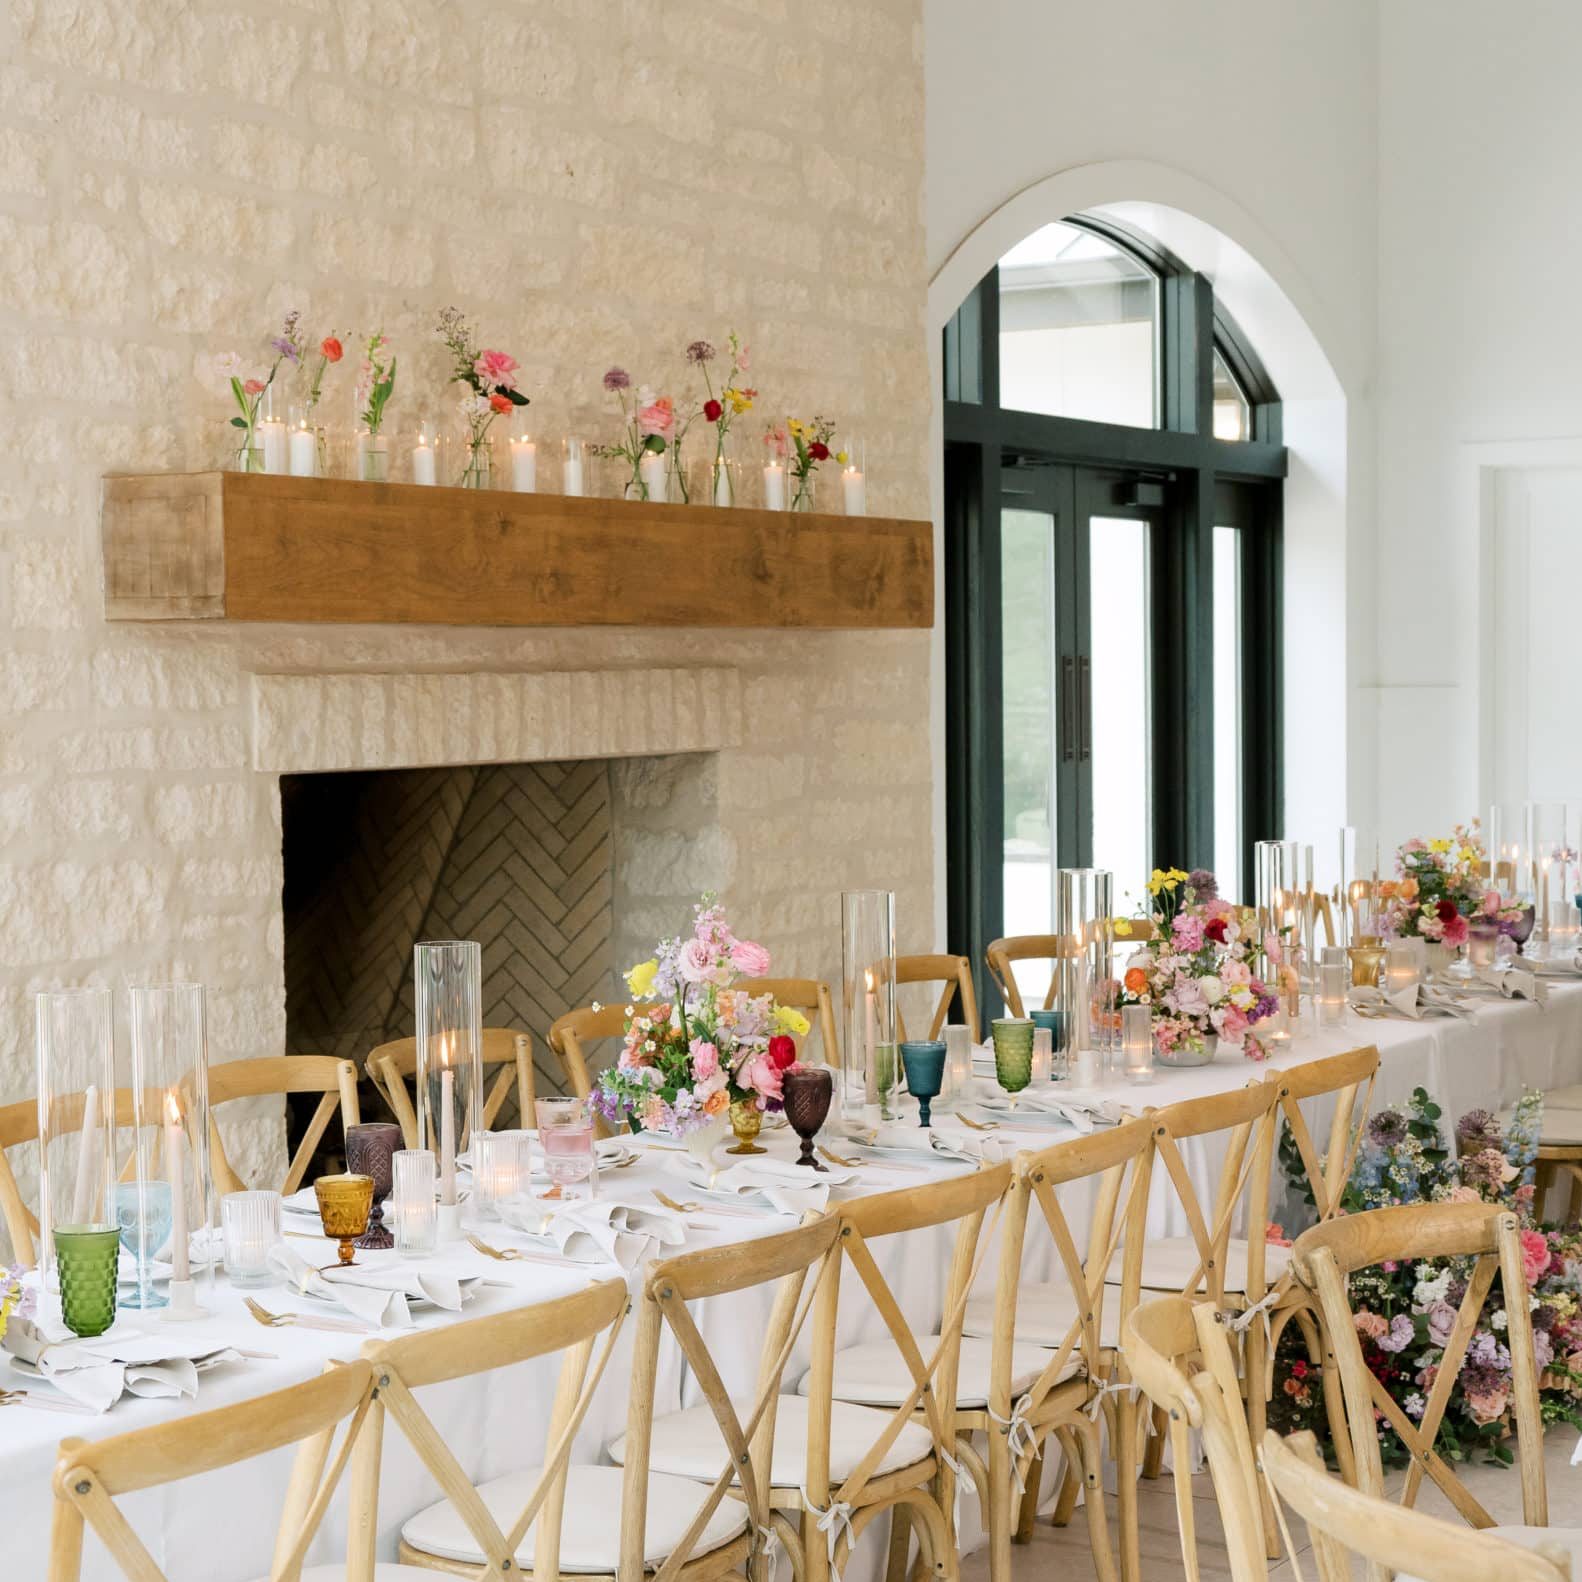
[959,1426,1580,1581]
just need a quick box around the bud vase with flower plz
[690,332,756,508]
[592,367,673,500]
[785,415,838,513]
[436,306,527,489]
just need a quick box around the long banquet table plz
[6,983,1582,1581]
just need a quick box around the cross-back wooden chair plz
[987,928,1155,1018]
[1290,1200,1572,1575]
[369,1029,537,1148]
[893,955,980,1044]
[1122,1297,1268,1582]
[607,1214,844,1582]
[48,1358,377,1582]
[958,1118,1155,1582]
[796,1163,1013,1582]
[0,1086,167,1268]
[362,1275,742,1581]
[735,978,840,1066]
[199,1055,361,1196]
[1261,1429,1575,1582]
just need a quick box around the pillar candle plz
[260,419,288,475]
[713,461,733,507]
[563,449,585,497]
[439,1056,457,1208]
[412,438,436,486]
[70,1084,99,1226]
[511,437,537,493]
[288,424,317,477]
[763,461,786,511]
[841,466,867,516]
[639,451,667,503]
[165,1092,189,1282]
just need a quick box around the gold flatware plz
[957,1113,999,1131]
[0,1388,96,1415]
[651,1190,766,1219]
[466,1234,579,1267]
[242,1296,370,1334]
[818,1146,929,1175]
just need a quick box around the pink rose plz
[1354,1311,1388,1342]
[740,1053,783,1104]
[474,349,518,390]
[730,939,771,978]
[1522,1228,1552,1286]
[638,397,674,439]
[690,1039,720,1081]
[676,937,716,985]
[1441,912,1469,947]
[243,378,266,395]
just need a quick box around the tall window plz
[944,215,1285,1011]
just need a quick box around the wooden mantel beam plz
[100,472,934,630]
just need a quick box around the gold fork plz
[818,1146,929,1175]
[957,1112,999,1131]
[651,1189,766,1219]
[242,1296,370,1334]
[0,1388,96,1415]
[466,1233,580,1267]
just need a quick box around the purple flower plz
[1456,1107,1501,1153]
[1188,868,1219,900]
[603,366,631,392]
[270,335,300,364]
[1426,1301,1458,1347]
[1377,1313,1415,1353]
[686,340,716,364]
[1368,1109,1409,1147]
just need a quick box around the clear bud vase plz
[789,469,816,513]
[358,427,389,483]
[705,434,738,507]
[460,432,492,490]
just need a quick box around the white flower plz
[1413,1268,1451,1309]
[1492,1309,1507,1331]
[1199,975,1224,1005]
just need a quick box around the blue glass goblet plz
[899,1041,946,1127]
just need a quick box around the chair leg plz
[1050,1444,1081,1528]
[986,1417,1015,1582]
[885,1503,913,1582]
[1014,1443,1044,1543]
[1073,1414,1121,1582]
[1566,1162,1582,1226]
[905,1494,954,1582]
[1140,1399,1168,1478]
[1113,1392,1142,1582]
[1242,1326,1281,1560]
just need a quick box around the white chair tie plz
[806,1496,855,1572]
[1221,1286,1282,1344]
[987,1393,1038,1491]
[1085,1377,1140,1421]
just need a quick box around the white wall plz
[924,0,1382,912]
[1375,2,1582,849]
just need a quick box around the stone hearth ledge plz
[250,667,741,773]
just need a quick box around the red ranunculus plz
[703,399,722,423]
[1436,898,1458,922]
[808,441,830,461]
[1204,916,1228,943]
[320,336,343,363]
[489,392,513,414]
[767,1034,797,1070]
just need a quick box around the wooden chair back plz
[357,1277,631,1582]
[893,954,981,1044]
[1261,1429,1571,1582]
[203,1055,361,1196]
[802,1163,1012,1575]
[1121,1297,1267,1582]
[0,1086,166,1268]
[1264,1045,1379,1223]
[622,1215,843,1582]
[48,1359,376,1582]
[735,977,840,1065]
[1290,1202,1546,1549]
[1146,1080,1281,1308]
[985,934,1071,1017]
[368,1027,537,1147]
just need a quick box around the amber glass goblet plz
[313,1173,375,1268]
[782,1065,833,1171]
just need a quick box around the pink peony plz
[638,397,675,439]
[730,939,770,978]
[740,1053,784,1104]
[676,936,718,985]
[690,1039,720,1080]
[1354,1310,1388,1342]
[1464,1385,1510,1426]
[1521,1228,1552,1285]
[1171,915,1204,953]
[475,349,518,390]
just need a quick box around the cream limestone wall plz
[0,1,932,1197]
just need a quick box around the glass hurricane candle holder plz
[392,1149,438,1258]
[259,384,288,475]
[1029,1010,1065,1080]
[471,1129,529,1219]
[840,891,898,1121]
[414,941,482,1214]
[1318,962,1349,1028]
[1056,868,1113,1071]
[1121,1004,1154,1086]
[702,437,738,508]
[783,1065,833,1170]
[346,1122,402,1248]
[941,1024,973,1110]
[839,436,867,516]
[221,1190,281,1286]
[409,417,440,486]
[314,1174,374,1268]
[562,436,587,497]
[287,403,321,478]
[509,426,538,492]
[35,987,116,1303]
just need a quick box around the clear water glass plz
[392,1148,438,1258]
[1318,961,1349,1028]
[536,1098,595,1195]
[473,1130,529,1220]
[221,1190,281,1286]
[1031,1026,1053,1084]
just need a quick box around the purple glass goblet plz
[782,1066,833,1171]
[346,1122,403,1249]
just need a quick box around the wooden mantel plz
[99,472,934,629]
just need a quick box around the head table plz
[6,983,1581,1582]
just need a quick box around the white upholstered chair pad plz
[964,1281,1123,1350]
[608,1396,936,1485]
[400,1463,747,1571]
[797,1334,1070,1410]
[1103,1236,1292,1294]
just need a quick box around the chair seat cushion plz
[797,1334,1073,1409]
[273,1570,434,1581]
[1397,1526,1582,1582]
[964,1281,1122,1350]
[608,1395,936,1484]
[1540,1083,1582,1111]
[400,1463,747,1571]
[1105,1236,1292,1294]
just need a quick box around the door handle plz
[1060,655,1076,762]
[1078,656,1092,762]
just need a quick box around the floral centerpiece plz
[435,307,528,488]
[1117,867,1278,1062]
[1272,1087,1582,1466]
[692,333,755,506]
[354,331,397,481]
[592,897,808,1154]
[593,369,675,501]
[1382,823,1522,955]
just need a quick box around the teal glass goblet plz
[899,1041,946,1127]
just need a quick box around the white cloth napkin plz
[970,1084,1126,1130]
[1475,966,1546,1004]
[664,1152,852,1215]
[498,1195,686,1269]
[4,1316,244,1413]
[264,1244,480,1328]
[847,1120,1007,1164]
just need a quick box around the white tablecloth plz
[5,982,1579,1581]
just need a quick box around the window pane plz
[1213,526,1244,902]
[1002,509,1058,969]
[1088,518,1151,909]
[1212,348,1250,442]
[998,222,1157,428]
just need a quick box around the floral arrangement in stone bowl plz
[1271,1086,1582,1467]
[1117,867,1278,1061]
[592,896,808,1143]
[1382,824,1522,947]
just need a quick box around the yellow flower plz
[1429,838,1451,854]
[773,1005,810,1037]
[835,449,849,465]
[624,958,659,998]
[1114,919,1132,937]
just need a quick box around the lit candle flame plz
[164,1090,182,1127]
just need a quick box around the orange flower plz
[703,1088,729,1115]
[1398,876,1419,902]
[1124,966,1148,995]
